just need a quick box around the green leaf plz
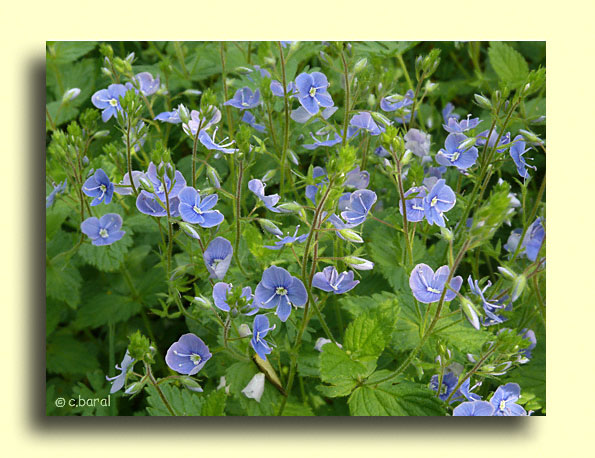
[46,332,99,376]
[145,384,205,416]
[320,343,373,384]
[344,314,386,359]
[201,389,227,416]
[281,402,314,416]
[348,375,445,416]
[74,293,142,329]
[46,260,82,309]
[488,42,529,89]
[77,233,133,272]
[47,41,97,64]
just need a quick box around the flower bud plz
[354,57,368,73]
[177,104,191,124]
[460,297,481,330]
[474,94,492,110]
[241,372,265,403]
[124,382,143,395]
[183,89,202,96]
[62,88,81,103]
[344,256,374,271]
[511,274,527,302]
[458,136,477,151]
[206,165,221,189]
[370,111,392,128]
[519,129,544,145]
[497,266,516,280]
[238,324,251,338]
[439,226,453,242]
[93,130,110,139]
[179,222,200,240]
[276,201,302,213]
[287,149,299,166]
[138,177,154,193]
[125,52,135,64]
[261,169,276,182]
[339,229,364,243]
[101,67,112,77]
[259,219,283,237]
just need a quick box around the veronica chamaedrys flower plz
[265,226,308,250]
[295,71,334,115]
[312,266,359,294]
[145,162,186,201]
[114,170,146,196]
[224,87,261,110]
[305,166,327,205]
[203,237,233,280]
[46,179,67,208]
[443,114,481,133]
[154,104,186,124]
[509,135,536,179]
[476,129,511,153]
[242,372,265,402]
[133,72,160,96]
[270,80,298,98]
[429,372,459,401]
[197,128,238,154]
[442,102,460,123]
[82,168,114,206]
[344,166,369,189]
[91,83,128,122]
[105,350,135,394]
[518,328,537,361]
[341,189,377,226]
[525,217,545,261]
[468,276,508,326]
[241,111,265,132]
[212,282,255,314]
[251,315,276,361]
[344,256,374,271]
[178,187,224,228]
[135,191,179,217]
[404,128,431,158]
[81,214,125,246]
[254,266,308,322]
[349,112,384,136]
[291,105,337,124]
[182,106,222,137]
[423,179,456,227]
[436,133,478,171]
[399,186,428,223]
[165,333,212,376]
[380,90,414,112]
[248,179,281,212]
[489,383,527,416]
[453,401,495,416]
[409,263,463,304]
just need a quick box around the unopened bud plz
[460,297,481,330]
[497,266,516,280]
[62,88,81,103]
[93,130,110,139]
[344,256,374,271]
[354,57,368,73]
[458,136,477,151]
[138,177,154,193]
[276,201,302,213]
[339,229,364,243]
[262,169,276,182]
[179,222,200,240]
[206,165,221,189]
[474,94,492,110]
[259,219,283,237]
[511,274,527,302]
[238,324,251,338]
[177,104,190,124]
[287,149,299,166]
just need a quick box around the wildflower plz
[423,179,456,227]
[468,276,508,326]
[82,168,114,206]
[241,111,265,132]
[399,186,428,222]
[436,133,478,170]
[135,191,180,217]
[182,106,222,137]
[380,90,414,112]
[291,105,337,123]
[429,372,459,401]
[81,213,125,246]
[203,237,233,280]
[114,171,146,196]
[344,256,374,271]
[518,328,537,361]
[212,282,255,314]
[453,401,495,416]
[349,112,384,136]
[91,83,128,122]
[224,87,261,110]
[509,135,536,179]
[341,189,377,226]
[46,179,67,208]
[295,71,334,115]
[442,114,481,133]
[105,350,135,394]
[476,129,511,153]
[154,105,184,124]
[62,88,81,103]
[312,266,359,294]
[442,102,460,123]
[265,226,307,250]
[145,162,186,201]
[409,263,463,304]
[242,372,265,402]
[344,166,369,189]
[305,166,328,205]
[178,187,224,228]
[248,179,281,212]
[254,266,308,322]
[270,80,298,98]
[489,383,527,416]
[404,128,431,158]
[132,72,160,96]
[250,315,276,361]
[165,333,212,376]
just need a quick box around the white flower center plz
[193,205,202,214]
[99,228,109,238]
[100,184,107,192]
[276,286,288,296]
[431,197,438,207]
[190,354,202,365]
[109,98,118,107]
[309,87,317,97]
[499,400,506,411]
[451,151,460,161]
[426,286,441,294]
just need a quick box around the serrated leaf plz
[77,233,133,272]
[348,377,445,416]
[488,42,529,89]
[145,384,204,416]
[47,41,97,64]
[74,293,142,329]
[344,315,386,359]
[201,389,227,416]
[46,260,82,309]
[46,332,99,376]
[281,402,314,416]
[320,343,373,384]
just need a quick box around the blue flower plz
[81,213,125,246]
[183,107,222,136]
[409,263,463,304]
[443,114,481,133]
[254,266,308,322]
[509,135,536,179]
[295,71,334,115]
[46,179,67,208]
[82,169,114,206]
[349,112,384,136]
[105,350,135,394]
[248,179,281,212]
[423,179,456,227]
[224,87,261,110]
[344,166,369,189]
[468,276,508,326]
[114,171,146,196]
[489,383,527,416]
[133,72,160,96]
[178,187,224,227]
[429,372,459,401]
[453,401,495,416]
[380,90,414,112]
[436,133,478,171]
[265,226,307,250]
[524,217,545,261]
[519,328,537,361]
[135,191,180,217]
[340,189,377,226]
[250,315,276,361]
[270,80,298,98]
[154,106,183,124]
[305,166,328,205]
[203,237,233,280]
[404,128,431,158]
[165,333,212,375]
[302,131,342,150]
[476,129,511,153]
[91,83,128,122]
[145,162,187,201]
[242,111,265,132]
[399,186,428,223]
[291,105,337,123]
[198,128,238,154]
[442,102,460,123]
[212,282,255,314]
[312,266,359,294]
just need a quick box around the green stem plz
[340,47,350,147]
[234,160,248,276]
[146,363,176,416]
[278,42,291,196]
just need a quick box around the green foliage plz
[488,42,530,89]
[77,232,134,272]
[145,384,205,416]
